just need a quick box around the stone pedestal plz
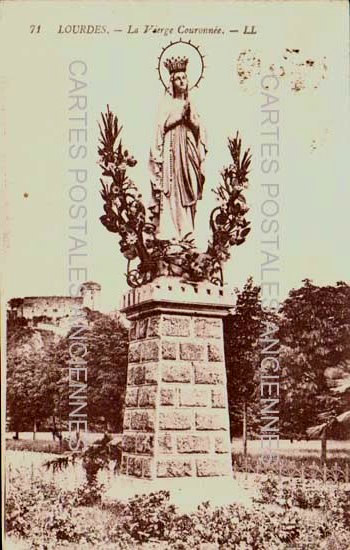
[120,278,235,481]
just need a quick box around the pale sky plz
[1,1,349,312]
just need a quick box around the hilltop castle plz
[7,281,101,323]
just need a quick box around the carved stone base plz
[120,278,235,480]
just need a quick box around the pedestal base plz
[103,476,255,513]
[120,278,235,481]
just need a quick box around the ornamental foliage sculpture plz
[98,106,252,288]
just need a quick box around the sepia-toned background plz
[0,0,349,311]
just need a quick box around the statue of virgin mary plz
[149,56,207,242]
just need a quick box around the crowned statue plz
[149,56,207,242]
[98,41,251,288]
[96,41,253,490]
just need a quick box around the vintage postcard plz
[1,1,349,548]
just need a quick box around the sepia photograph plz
[1,1,349,548]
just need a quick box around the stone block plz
[158,433,173,453]
[141,341,160,362]
[194,318,222,339]
[195,411,227,431]
[127,365,145,385]
[120,454,128,475]
[136,433,154,454]
[122,434,136,453]
[138,386,157,408]
[162,363,191,383]
[157,458,193,478]
[179,387,210,407]
[215,435,230,454]
[177,434,210,453]
[208,343,224,362]
[138,318,148,339]
[179,342,205,361]
[125,387,138,408]
[162,341,177,360]
[143,457,153,478]
[211,388,226,408]
[196,458,231,477]
[144,363,158,384]
[123,410,131,430]
[128,456,143,477]
[129,321,137,341]
[194,364,225,385]
[159,410,192,430]
[162,316,191,337]
[128,342,141,363]
[160,388,175,406]
[130,410,155,432]
[147,315,161,337]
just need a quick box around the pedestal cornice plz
[121,277,235,319]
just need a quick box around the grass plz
[232,437,350,477]
[232,437,350,458]
[6,432,122,454]
[6,431,120,443]
[7,433,350,478]
[7,432,350,484]
[6,438,65,454]
[8,433,350,454]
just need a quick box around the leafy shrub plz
[74,481,105,506]
[325,486,350,529]
[107,490,178,542]
[106,490,348,549]
[6,472,118,548]
[256,476,350,520]
[6,470,350,549]
[167,502,304,548]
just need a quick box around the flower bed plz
[5,468,350,549]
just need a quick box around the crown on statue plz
[164,56,189,75]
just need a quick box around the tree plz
[50,310,129,433]
[224,278,268,455]
[6,319,59,438]
[6,310,129,438]
[307,360,350,459]
[279,280,350,459]
[84,312,128,432]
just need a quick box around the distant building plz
[7,282,101,322]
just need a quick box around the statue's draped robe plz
[149,96,207,241]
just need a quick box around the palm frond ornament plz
[98,106,252,288]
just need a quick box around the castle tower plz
[80,281,101,311]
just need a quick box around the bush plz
[74,482,105,506]
[6,474,78,544]
[5,472,127,548]
[112,490,178,543]
[167,502,303,548]
[256,476,350,522]
[6,471,350,549]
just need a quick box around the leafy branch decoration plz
[98,106,252,288]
